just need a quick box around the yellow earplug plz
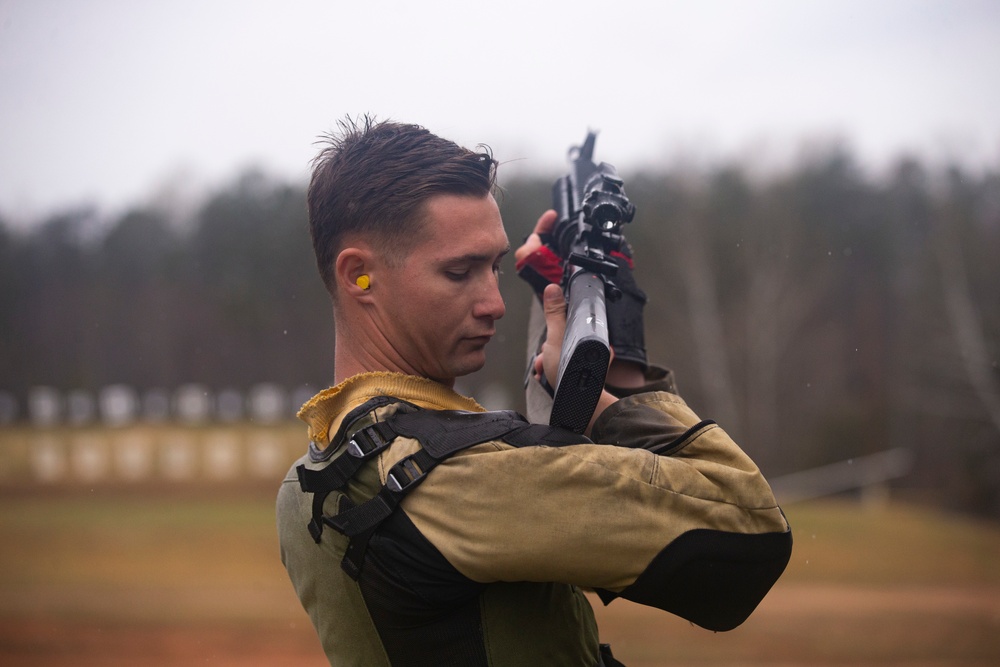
[356,275,370,290]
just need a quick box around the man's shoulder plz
[297,372,488,446]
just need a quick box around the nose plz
[474,274,506,321]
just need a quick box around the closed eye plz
[440,246,509,283]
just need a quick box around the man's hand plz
[520,210,641,434]
[517,210,649,373]
[514,210,562,298]
[517,211,568,390]
[533,283,566,390]
[533,282,619,435]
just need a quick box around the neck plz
[333,326,455,388]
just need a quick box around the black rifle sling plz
[296,400,590,579]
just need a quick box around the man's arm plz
[392,389,791,631]
[399,207,792,631]
[376,273,792,631]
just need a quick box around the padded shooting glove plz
[605,241,648,370]
[516,235,648,370]
[514,232,563,298]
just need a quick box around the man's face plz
[374,194,509,384]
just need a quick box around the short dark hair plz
[307,116,498,292]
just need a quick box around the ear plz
[335,246,376,303]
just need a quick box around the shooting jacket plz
[277,371,791,666]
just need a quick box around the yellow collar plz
[297,372,485,444]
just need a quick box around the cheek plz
[427,301,466,334]
[389,275,472,337]
[421,285,467,318]
[396,291,458,335]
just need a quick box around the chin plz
[450,354,487,379]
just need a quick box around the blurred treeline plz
[1,149,998,516]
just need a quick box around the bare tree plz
[935,222,1000,435]
[676,211,743,435]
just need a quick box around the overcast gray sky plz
[1,0,998,220]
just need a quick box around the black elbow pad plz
[597,527,793,632]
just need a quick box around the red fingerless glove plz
[515,244,564,298]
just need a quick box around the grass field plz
[1,484,998,666]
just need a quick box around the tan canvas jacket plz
[277,371,791,666]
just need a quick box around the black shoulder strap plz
[297,396,416,542]
[308,395,406,463]
[295,400,589,579]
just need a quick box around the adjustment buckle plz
[346,424,392,459]
[385,456,427,493]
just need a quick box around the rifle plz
[547,132,636,433]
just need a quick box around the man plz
[277,117,792,666]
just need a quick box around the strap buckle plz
[385,455,427,493]
[346,423,392,459]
